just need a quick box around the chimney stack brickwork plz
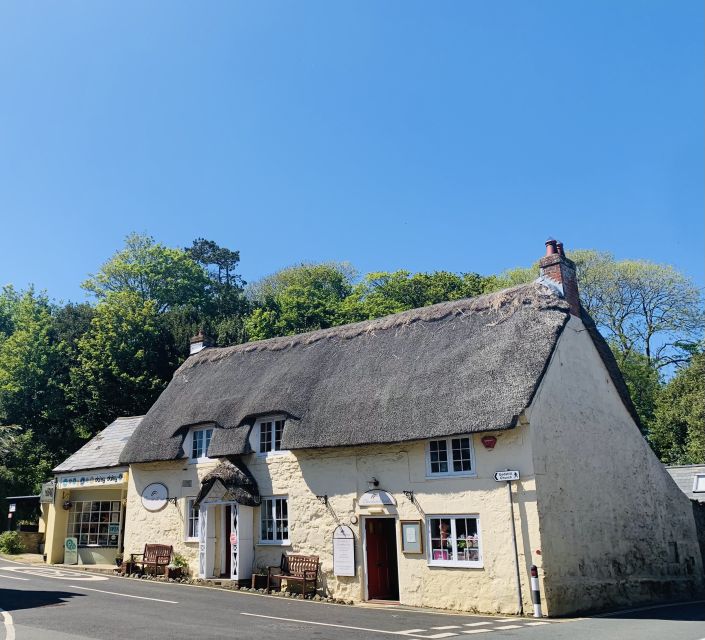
[539,239,581,317]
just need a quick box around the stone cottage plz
[115,239,703,616]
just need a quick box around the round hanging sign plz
[141,483,169,511]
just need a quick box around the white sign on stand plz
[333,524,356,577]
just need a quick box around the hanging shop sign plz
[359,490,396,507]
[333,524,356,577]
[64,537,78,565]
[141,483,169,511]
[58,471,127,489]
[40,481,56,504]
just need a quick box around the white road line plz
[0,608,15,640]
[495,625,522,630]
[241,613,459,638]
[69,585,178,603]
[0,574,28,581]
[464,622,491,626]
[523,621,549,626]
[462,631,492,635]
[432,626,462,630]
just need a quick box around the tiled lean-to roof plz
[54,416,143,473]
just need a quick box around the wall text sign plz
[494,470,520,482]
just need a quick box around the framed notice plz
[400,520,423,554]
[333,524,356,576]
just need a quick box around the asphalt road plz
[0,557,703,640]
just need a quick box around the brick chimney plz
[538,238,580,316]
[189,330,213,356]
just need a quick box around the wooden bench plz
[130,544,173,576]
[267,554,319,596]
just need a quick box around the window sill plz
[428,561,483,569]
[425,472,477,480]
[257,541,291,547]
[255,451,290,459]
[184,538,199,543]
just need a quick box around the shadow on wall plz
[0,588,85,612]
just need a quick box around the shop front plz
[45,467,129,565]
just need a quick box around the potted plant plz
[167,553,188,578]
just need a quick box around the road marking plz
[0,608,15,640]
[69,586,178,603]
[495,625,522,629]
[0,574,29,581]
[524,621,549,626]
[241,613,459,638]
[464,622,491,626]
[462,631,491,635]
[0,567,108,581]
[432,626,462,630]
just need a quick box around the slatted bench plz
[267,554,319,596]
[130,544,173,576]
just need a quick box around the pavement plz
[0,556,703,640]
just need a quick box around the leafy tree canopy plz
[83,233,210,313]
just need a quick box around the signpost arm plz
[507,480,524,615]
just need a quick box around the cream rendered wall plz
[528,315,705,616]
[125,427,543,614]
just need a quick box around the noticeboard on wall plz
[333,524,356,576]
[400,520,424,554]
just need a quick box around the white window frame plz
[188,426,214,463]
[425,435,477,478]
[258,495,290,545]
[693,474,705,493]
[253,416,288,458]
[184,497,200,542]
[427,514,483,568]
[67,500,122,548]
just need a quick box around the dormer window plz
[190,426,213,462]
[255,417,287,456]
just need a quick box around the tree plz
[70,291,176,434]
[569,251,703,370]
[0,290,71,454]
[340,270,492,322]
[611,348,661,433]
[649,352,705,464]
[83,233,210,313]
[245,263,354,340]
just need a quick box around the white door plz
[198,505,216,578]
[236,505,254,582]
[198,505,207,578]
[230,504,238,580]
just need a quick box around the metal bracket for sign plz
[495,470,523,616]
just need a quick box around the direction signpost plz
[496,470,523,615]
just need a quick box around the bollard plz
[530,565,542,618]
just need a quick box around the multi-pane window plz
[68,500,121,548]
[260,496,289,544]
[428,516,481,567]
[185,498,200,541]
[191,427,213,460]
[427,436,475,476]
[258,419,286,455]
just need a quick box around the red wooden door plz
[365,518,399,600]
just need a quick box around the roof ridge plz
[180,282,566,371]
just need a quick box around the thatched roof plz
[120,282,637,464]
[194,458,260,507]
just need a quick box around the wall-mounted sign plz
[141,483,169,511]
[401,520,424,554]
[359,490,396,507]
[8,503,16,513]
[108,523,120,536]
[58,471,126,489]
[40,481,56,504]
[64,537,78,565]
[333,524,356,576]
[494,470,520,482]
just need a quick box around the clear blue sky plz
[1,1,702,302]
